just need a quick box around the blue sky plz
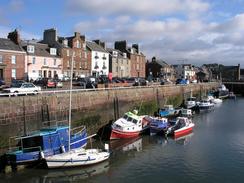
[1,0,244,66]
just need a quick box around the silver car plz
[3,82,41,96]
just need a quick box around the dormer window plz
[63,39,68,47]
[27,45,35,53]
[50,48,57,55]
[113,51,118,57]
[123,52,127,58]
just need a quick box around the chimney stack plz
[115,40,127,52]
[132,44,139,53]
[43,28,57,45]
[8,29,20,45]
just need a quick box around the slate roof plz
[21,41,60,58]
[86,41,108,53]
[0,38,24,52]
[106,48,126,58]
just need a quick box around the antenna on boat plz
[68,51,75,152]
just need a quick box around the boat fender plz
[104,143,109,152]
[61,145,66,153]
[87,156,90,161]
[40,151,45,159]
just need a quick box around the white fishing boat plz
[110,110,150,140]
[185,97,197,109]
[198,99,214,111]
[44,53,110,169]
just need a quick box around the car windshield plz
[11,82,22,87]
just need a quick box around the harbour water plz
[1,98,244,183]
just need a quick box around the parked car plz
[53,79,63,88]
[176,79,188,85]
[133,78,148,86]
[11,80,25,87]
[73,77,97,89]
[0,79,5,87]
[2,82,41,96]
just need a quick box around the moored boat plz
[149,117,168,136]
[166,117,195,137]
[159,105,181,117]
[45,144,110,168]
[229,92,236,100]
[207,95,223,104]
[2,123,87,168]
[198,99,214,111]
[185,97,197,109]
[110,110,150,140]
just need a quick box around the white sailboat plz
[44,52,110,168]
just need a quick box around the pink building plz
[22,41,62,80]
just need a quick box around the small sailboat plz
[45,138,110,168]
[44,53,109,169]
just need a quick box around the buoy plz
[40,151,45,159]
[61,145,66,153]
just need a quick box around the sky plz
[1,0,244,66]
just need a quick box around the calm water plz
[1,98,244,183]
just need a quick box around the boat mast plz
[68,51,74,152]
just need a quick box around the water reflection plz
[41,161,109,183]
[110,137,142,152]
[2,160,109,183]
[173,132,194,145]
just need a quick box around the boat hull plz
[110,129,140,140]
[174,124,195,137]
[45,149,110,169]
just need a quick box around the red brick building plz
[115,41,146,78]
[0,30,26,85]
[42,29,90,78]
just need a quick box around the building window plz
[84,62,87,69]
[27,45,35,53]
[80,52,82,58]
[67,50,70,56]
[44,58,47,65]
[84,52,87,59]
[0,55,2,63]
[50,48,57,55]
[11,55,16,64]
[83,43,86,50]
[11,69,16,79]
[116,66,118,72]
[95,52,99,59]
[32,57,36,64]
[53,59,56,66]
[39,70,42,77]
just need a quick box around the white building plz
[86,41,109,77]
[174,64,196,80]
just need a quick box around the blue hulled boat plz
[4,124,87,167]
[149,117,169,136]
[159,105,181,117]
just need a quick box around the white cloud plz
[66,0,209,17]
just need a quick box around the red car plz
[46,79,56,88]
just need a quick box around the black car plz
[133,78,148,86]
[0,79,5,86]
